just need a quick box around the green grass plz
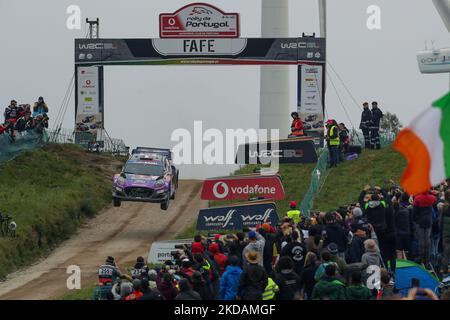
[0,144,123,280]
[314,146,406,211]
[59,284,96,300]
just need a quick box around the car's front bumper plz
[112,186,168,203]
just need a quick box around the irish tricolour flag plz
[394,92,450,195]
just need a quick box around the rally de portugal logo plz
[160,2,240,38]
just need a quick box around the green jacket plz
[312,277,347,300]
[346,285,372,300]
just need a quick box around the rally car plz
[112,152,178,210]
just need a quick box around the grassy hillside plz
[0,144,124,280]
[314,146,406,211]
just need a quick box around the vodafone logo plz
[212,181,229,199]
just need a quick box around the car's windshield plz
[124,162,164,176]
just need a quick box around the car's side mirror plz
[120,172,126,179]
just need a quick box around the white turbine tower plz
[260,0,290,138]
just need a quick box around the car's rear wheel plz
[113,197,121,207]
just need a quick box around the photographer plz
[32,96,49,117]
[98,256,123,285]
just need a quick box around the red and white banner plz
[160,3,239,38]
[201,174,285,201]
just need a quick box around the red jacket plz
[413,193,437,207]
[191,241,205,255]
[208,243,228,275]
[291,118,304,135]
[125,290,143,300]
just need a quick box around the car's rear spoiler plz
[132,147,172,160]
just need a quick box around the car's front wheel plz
[160,194,169,211]
[113,197,121,207]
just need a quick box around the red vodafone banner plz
[160,3,240,38]
[201,174,285,201]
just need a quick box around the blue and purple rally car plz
[112,148,178,210]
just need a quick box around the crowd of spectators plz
[93,180,450,300]
[1,97,49,139]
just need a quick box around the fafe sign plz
[160,3,239,38]
[196,201,279,231]
[201,174,285,201]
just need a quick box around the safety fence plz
[299,148,329,218]
[0,130,49,164]
[0,128,129,165]
[299,130,397,217]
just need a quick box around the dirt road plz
[0,180,206,300]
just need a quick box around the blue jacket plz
[219,265,242,300]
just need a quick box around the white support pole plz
[433,0,450,34]
[260,0,290,138]
[318,0,327,38]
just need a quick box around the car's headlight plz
[115,186,123,192]
[155,179,165,188]
[117,177,125,186]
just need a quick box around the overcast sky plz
[0,0,449,178]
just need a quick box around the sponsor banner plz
[160,3,239,39]
[75,66,103,135]
[74,38,326,65]
[201,175,285,201]
[298,65,325,145]
[148,239,193,264]
[196,201,279,231]
[235,137,318,164]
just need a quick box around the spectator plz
[219,255,242,300]
[327,243,348,276]
[314,250,338,282]
[98,256,122,285]
[237,251,268,300]
[139,278,164,300]
[287,201,301,225]
[299,252,319,300]
[273,256,302,300]
[179,259,195,279]
[158,272,178,300]
[191,234,205,255]
[325,119,340,168]
[4,100,18,122]
[191,271,212,300]
[93,283,113,300]
[281,230,306,276]
[289,112,305,137]
[226,232,247,266]
[361,239,384,268]
[14,111,34,133]
[125,279,143,300]
[32,96,49,118]
[323,212,348,260]
[338,122,350,158]
[413,191,437,267]
[242,230,265,268]
[130,256,149,280]
[394,192,414,259]
[346,271,372,300]
[208,242,228,275]
[175,278,201,300]
[439,190,450,277]
[311,264,347,300]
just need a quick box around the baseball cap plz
[248,231,257,239]
[327,243,339,254]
